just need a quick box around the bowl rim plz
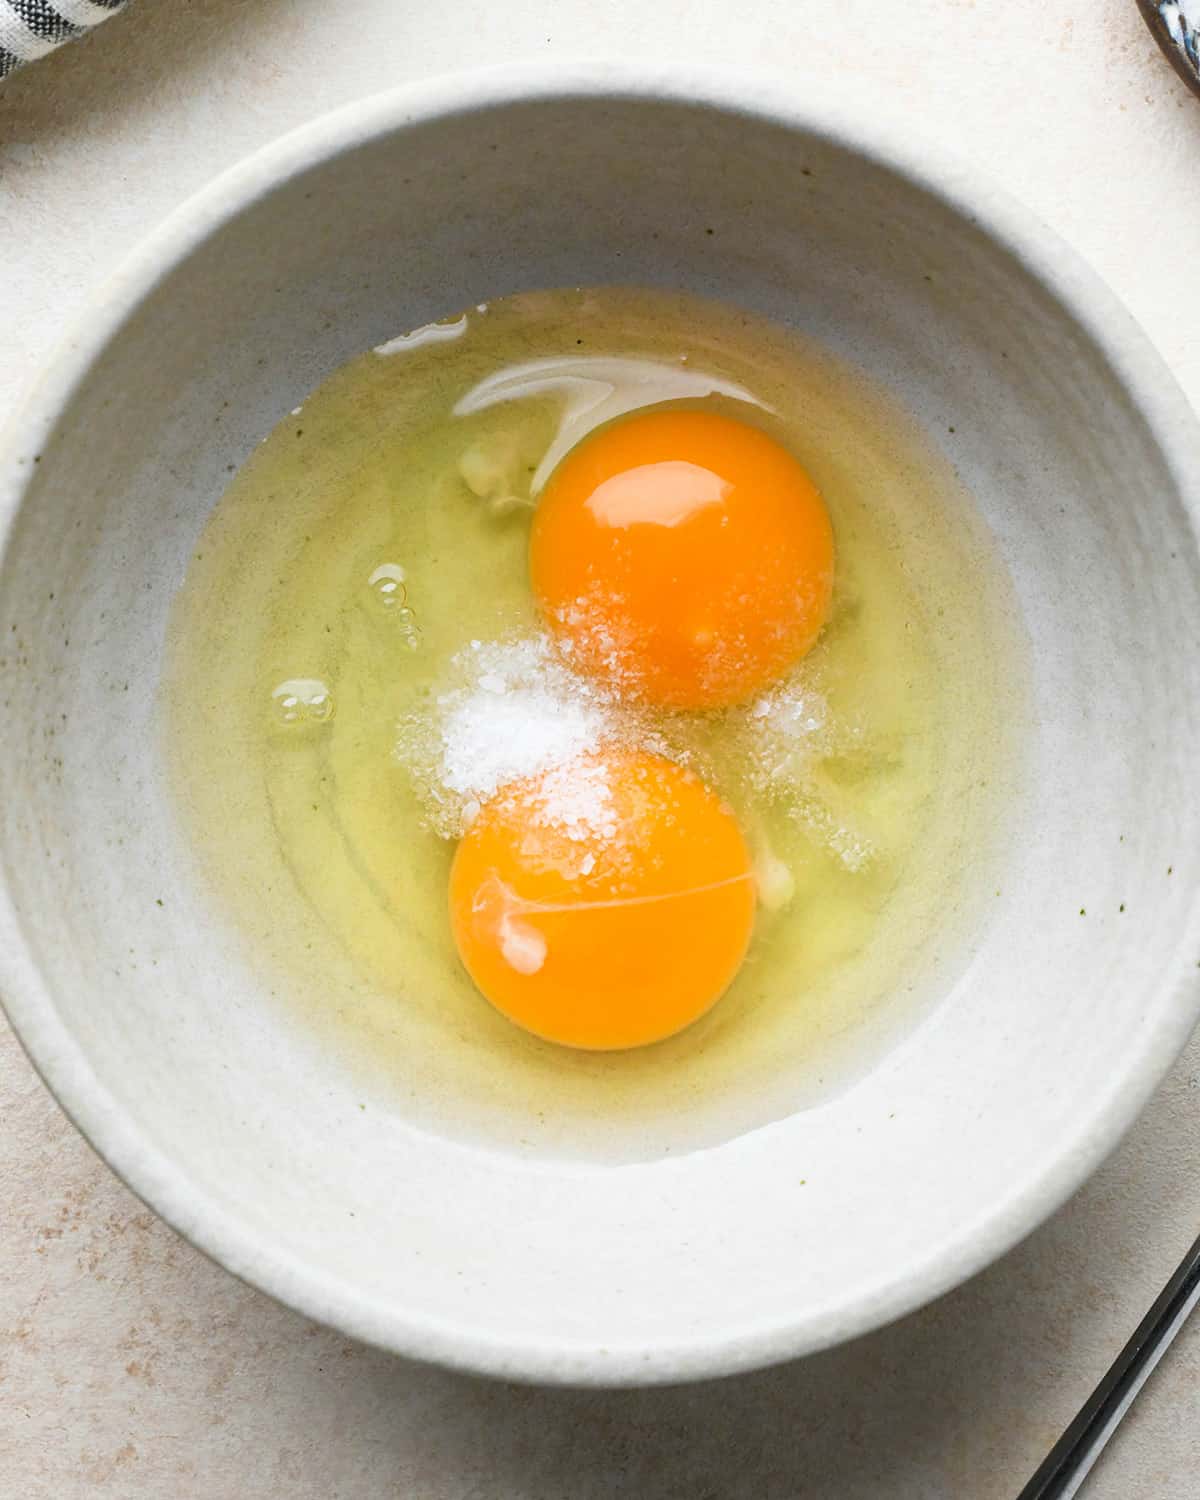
[2,60,1200,1387]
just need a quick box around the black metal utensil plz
[1136,1,1200,98]
[1016,1229,1200,1498]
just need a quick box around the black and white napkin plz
[1,0,127,78]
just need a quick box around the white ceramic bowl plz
[3,65,1200,1386]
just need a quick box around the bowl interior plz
[3,78,1199,1381]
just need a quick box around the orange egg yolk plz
[529,408,835,709]
[448,749,756,1050]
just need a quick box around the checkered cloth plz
[0,0,127,78]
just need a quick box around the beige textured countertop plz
[3,2,1200,1494]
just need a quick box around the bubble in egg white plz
[366,562,408,613]
[271,678,334,729]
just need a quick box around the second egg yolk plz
[529,408,835,709]
[448,749,756,1050]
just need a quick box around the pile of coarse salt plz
[517,755,620,848]
[396,633,636,839]
[396,629,878,877]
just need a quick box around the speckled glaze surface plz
[2,65,1200,1387]
[1138,0,1200,95]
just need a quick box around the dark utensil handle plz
[1016,1230,1200,1500]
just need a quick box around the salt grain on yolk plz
[448,749,756,1050]
[529,408,835,709]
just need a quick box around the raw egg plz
[529,408,835,708]
[447,748,756,1049]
